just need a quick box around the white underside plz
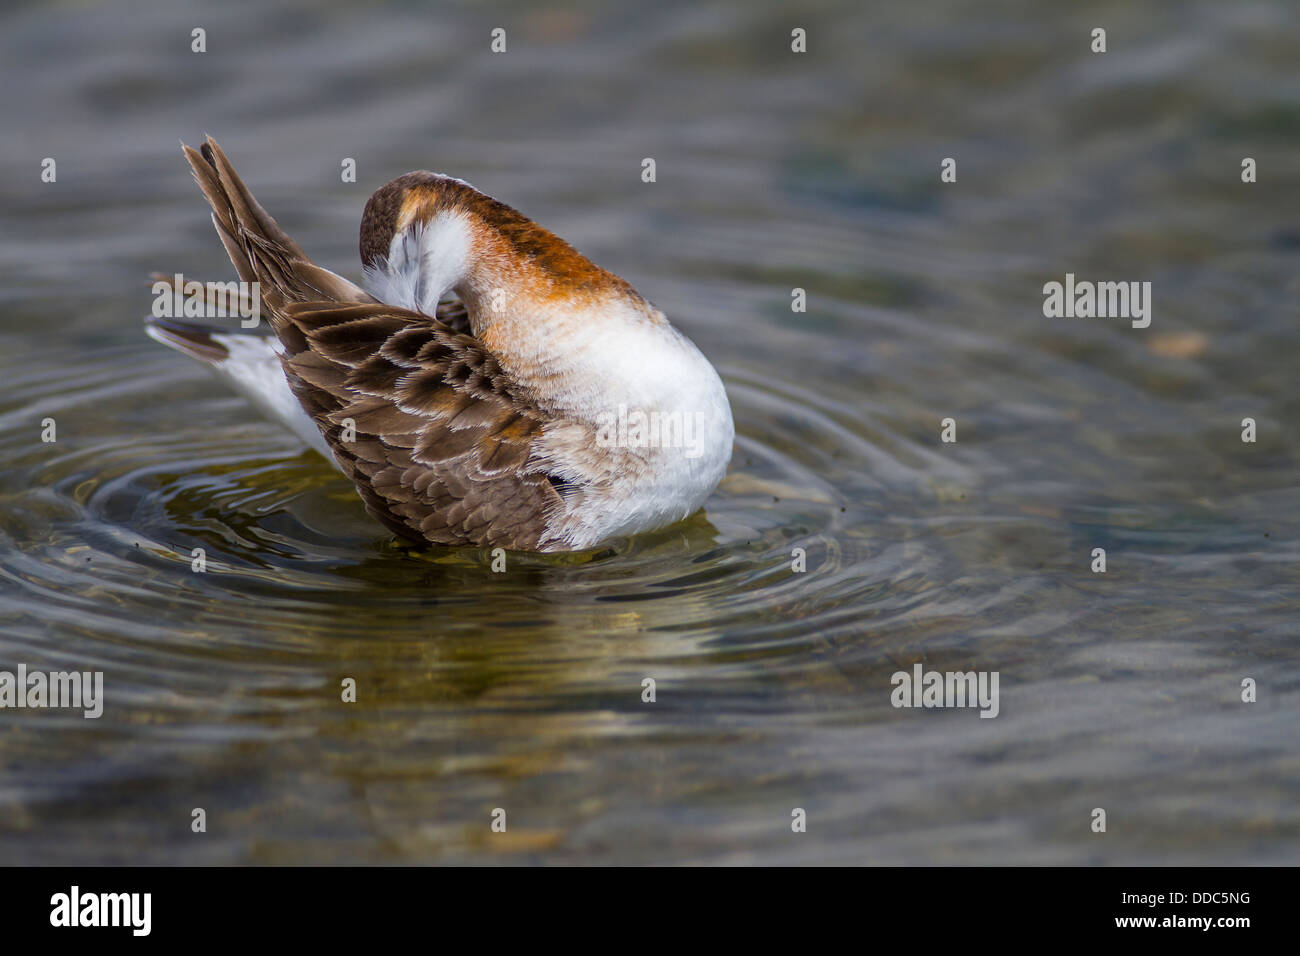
[148,326,337,466]
[529,324,735,550]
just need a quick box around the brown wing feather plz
[182,136,562,550]
[280,301,562,550]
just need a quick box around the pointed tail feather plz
[149,271,260,318]
[144,316,335,462]
[144,316,231,365]
[179,136,376,327]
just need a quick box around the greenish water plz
[0,0,1297,864]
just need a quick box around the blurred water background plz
[0,0,1296,863]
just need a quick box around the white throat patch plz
[362,211,473,315]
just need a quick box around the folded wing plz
[182,136,562,550]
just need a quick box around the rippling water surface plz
[1,0,1297,864]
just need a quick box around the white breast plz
[531,315,735,550]
[360,211,735,550]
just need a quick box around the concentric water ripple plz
[2,0,1298,865]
